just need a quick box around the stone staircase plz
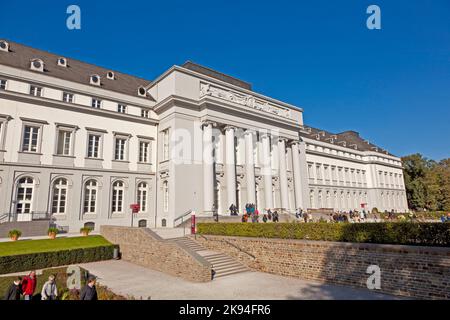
[169,236,250,279]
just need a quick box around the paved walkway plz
[79,260,400,300]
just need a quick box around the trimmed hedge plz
[378,211,447,220]
[0,244,117,275]
[197,222,450,247]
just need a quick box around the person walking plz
[4,277,22,300]
[41,275,58,300]
[22,271,37,300]
[80,276,98,301]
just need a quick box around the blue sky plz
[1,0,449,160]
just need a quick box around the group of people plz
[295,208,313,223]
[3,271,99,301]
[240,205,280,223]
[440,213,450,223]
[328,210,370,223]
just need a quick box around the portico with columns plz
[201,121,306,215]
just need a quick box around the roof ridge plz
[1,38,152,83]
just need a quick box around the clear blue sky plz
[1,0,449,160]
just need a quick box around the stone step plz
[208,258,237,264]
[213,264,249,273]
[214,268,251,278]
[169,236,250,279]
[211,260,243,267]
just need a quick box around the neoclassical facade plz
[0,40,408,231]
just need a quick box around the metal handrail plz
[0,213,9,224]
[173,209,193,227]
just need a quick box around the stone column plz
[225,126,237,209]
[261,133,273,209]
[291,141,303,209]
[278,138,289,210]
[202,121,215,215]
[245,130,256,204]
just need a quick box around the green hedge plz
[197,222,450,247]
[0,245,117,275]
[378,211,446,220]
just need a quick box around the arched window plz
[138,219,147,228]
[163,181,169,212]
[137,182,148,213]
[52,178,68,214]
[112,181,124,213]
[84,222,95,230]
[16,177,34,214]
[161,218,167,227]
[84,179,98,214]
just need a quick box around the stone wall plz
[101,226,212,282]
[194,235,450,299]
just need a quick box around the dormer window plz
[107,71,115,80]
[57,57,67,67]
[30,59,44,72]
[0,40,9,52]
[90,75,101,86]
[138,86,147,97]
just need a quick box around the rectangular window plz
[316,164,322,180]
[308,164,314,179]
[139,141,150,163]
[29,85,42,97]
[114,138,126,161]
[87,134,101,158]
[91,98,101,109]
[0,79,6,90]
[22,125,40,152]
[63,92,74,103]
[56,130,72,156]
[141,109,149,118]
[117,104,127,113]
[163,129,169,161]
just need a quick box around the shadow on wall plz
[310,223,450,300]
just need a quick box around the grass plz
[0,266,129,300]
[0,236,112,257]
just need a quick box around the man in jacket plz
[41,275,58,300]
[22,271,37,300]
[80,276,98,300]
[4,277,22,300]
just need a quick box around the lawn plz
[0,236,112,257]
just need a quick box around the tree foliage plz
[402,154,450,211]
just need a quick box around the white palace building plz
[0,40,408,231]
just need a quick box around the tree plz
[402,154,450,211]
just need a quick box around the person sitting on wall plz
[262,214,268,223]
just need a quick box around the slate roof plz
[182,61,252,90]
[299,125,395,156]
[0,39,152,98]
